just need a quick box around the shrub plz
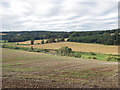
[41,40,44,44]
[58,46,72,56]
[28,48,33,52]
[4,40,7,43]
[19,47,29,51]
[73,52,82,58]
[89,52,96,55]
[69,52,74,57]
[56,38,65,42]
[28,47,34,52]
[14,46,20,49]
[91,56,97,59]
[2,44,6,48]
[42,49,49,53]
[49,50,57,55]
[107,56,120,61]
[47,38,56,43]
[116,57,120,61]
[17,43,19,45]
[81,55,85,58]
[34,48,42,52]
[45,40,48,43]
[31,39,34,45]
[31,46,34,50]
[107,57,113,61]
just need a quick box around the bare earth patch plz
[2,48,119,88]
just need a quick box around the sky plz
[0,0,119,32]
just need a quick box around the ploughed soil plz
[2,48,119,88]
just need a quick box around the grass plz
[48,69,114,79]
[14,67,34,72]
[2,63,22,67]
[80,52,119,62]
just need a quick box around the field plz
[18,42,119,55]
[18,38,68,44]
[0,33,7,35]
[2,48,118,88]
[19,40,47,44]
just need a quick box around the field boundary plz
[1,44,119,62]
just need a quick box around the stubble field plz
[18,42,119,55]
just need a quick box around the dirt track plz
[2,48,119,88]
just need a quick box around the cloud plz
[0,0,119,31]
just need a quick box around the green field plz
[2,48,118,88]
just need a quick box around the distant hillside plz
[1,29,120,45]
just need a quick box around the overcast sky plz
[0,0,119,32]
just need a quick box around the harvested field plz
[0,33,7,35]
[18,38,68,44]
[2,48,118,88]
[19,40,48,44]
[19,42,119,55]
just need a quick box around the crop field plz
[18,42,119,55]
[2,48,118,88]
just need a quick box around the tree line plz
[30,38,66,45]
[1,29,120,45]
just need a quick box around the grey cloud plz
[1,1,10,8]
[0,0,118,31]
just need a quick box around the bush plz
[107,56,120,61]
[28,48,33,52]
[89,52,96,55]
[45,40,48,43]
[47,38,56,43]
[33,48,42,52]
[58,46,72,56]
[14,46,20,49]
[73,52,82,58]
[91,56,97,59]
[69,53,74,57]
[41,40,44,44]
[116,57,120,61]
[2,44,6,48]
[81,55,85,58]
[19,47,29,51]
[56,38,65,42]
[42,49,49,53]
[31,39,34,45]
[82,55,97,59]
[107,56,112,61]
[27,47,34,52]
[4,40,7,43]
[17,43,19,45]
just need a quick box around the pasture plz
[2,48,118,88]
